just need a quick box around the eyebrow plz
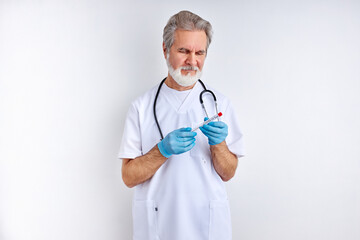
[177,48,189,52]
[177,48,206,54]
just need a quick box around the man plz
[119,10,244,240]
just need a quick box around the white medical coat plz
[119,81,244,240]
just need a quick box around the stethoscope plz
[153,77,218,140]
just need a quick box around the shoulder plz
[130,83,160,110]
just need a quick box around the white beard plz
[166,57,202,87]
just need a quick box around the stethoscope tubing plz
[153,78,217,140]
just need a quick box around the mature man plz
[119,10,244,240]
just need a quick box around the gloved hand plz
[200,117,228,145]
[157,127,197,158]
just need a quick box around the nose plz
[186,53,197,66]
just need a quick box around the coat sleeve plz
[118,102,143,159]
[222,100,245,158]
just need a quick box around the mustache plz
[181,66,199,71]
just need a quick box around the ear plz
[162,42,167,59]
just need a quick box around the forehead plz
[172,29,207,50]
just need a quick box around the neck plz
[165,74,196,91]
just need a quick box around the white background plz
[1,0,359,239]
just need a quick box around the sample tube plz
[192,112,223,132]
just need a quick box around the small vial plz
[192,112,223,132]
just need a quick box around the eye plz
[196,50,206,56]
[178,48,188,54]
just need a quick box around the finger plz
[177,135,196,142]
[200,127,222,138]
[178,138,196,149]
[204,117,209,121]
[208,121,227,128]
[177,131,197,138]
[199,126,207,135]
[182,141,196,152]
[202,124,225,134]
[178,127,192,132]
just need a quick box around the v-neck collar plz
[161,81,203,113]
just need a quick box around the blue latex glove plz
[157,127,197,158]
[200,117,228,145]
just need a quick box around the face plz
[164,29,207,83]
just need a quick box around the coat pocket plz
[209,200,232,240]
[133,200,158,240]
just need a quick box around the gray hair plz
[163,10,213,53]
